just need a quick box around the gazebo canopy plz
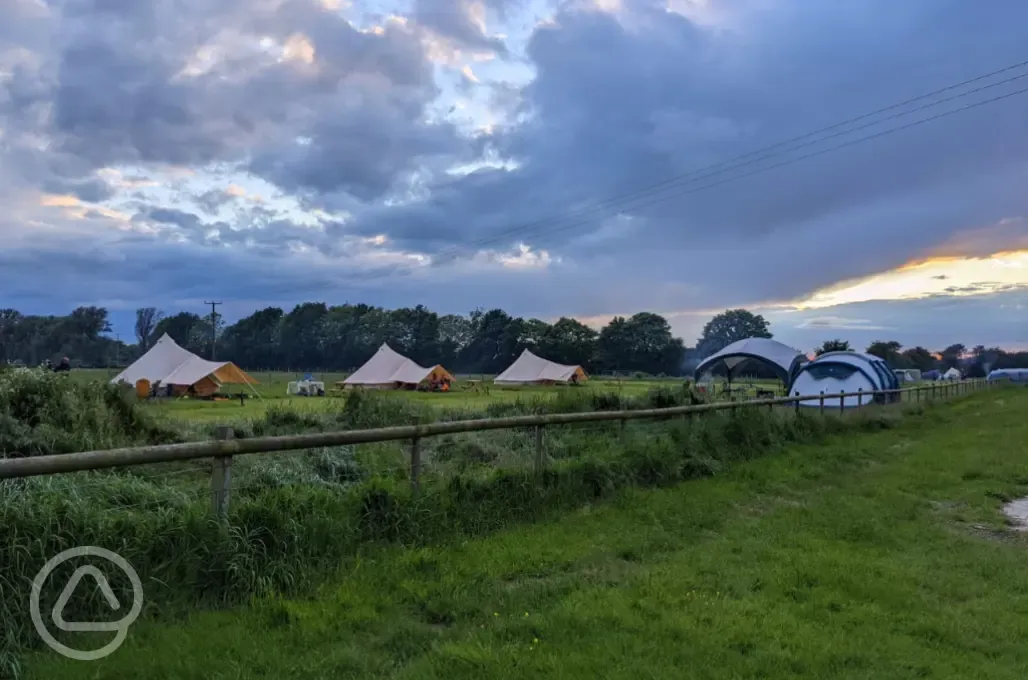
[693,337,806,386]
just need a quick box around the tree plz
[437,314,474,367]
[460,309,527,374]
[596,313,684,375]
[624,313,685,375]
[939,343,967,370]
[154,312,203,352]
[866,340,903,364]
[220,307,283,369]
[815,339,850,356]
[319,304,382,370]
[389,305,441,365]
[0,309,23,364]
[697,309,772,357]
[540,317,598,369]
[900,346,936,372]
[595,316,631,373]
[279,303,328,370]
[134,307,163,352]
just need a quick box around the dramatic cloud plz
[2,0,1028,349]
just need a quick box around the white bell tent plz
[343,343,453,389]
[791,351,899,408]
[111,334,258,397]
[943,367,963,380]
[493,349,587,385]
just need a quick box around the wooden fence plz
[0,379,991,519]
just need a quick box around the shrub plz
[0,369,179,458]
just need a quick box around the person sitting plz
[53,357,71,373]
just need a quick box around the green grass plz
[71,368,783,423]
[23,388,1028,679]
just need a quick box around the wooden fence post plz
[819,391,825,416]
[410,437,422,493]
[211,426,233,521]
[534,425,544,473]
[839,390,845,414]
[794,391,800,415]
[857,387,863,407]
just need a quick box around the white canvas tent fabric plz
[792,351,898,409]
[494,349,583,385]
[111,334,252,388]
[343,344,441,387]
[989,368,1028,383]
[943,367,962,380]
[693,338,806,386]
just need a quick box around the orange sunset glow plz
[793,250,1028,310]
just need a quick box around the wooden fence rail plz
[0,380,991,519]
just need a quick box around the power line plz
[346,65,1028,283]
[441,68,1028,257]
[204,301,222,361]
[528,83,1028,235]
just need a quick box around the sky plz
[1,0,1027,354]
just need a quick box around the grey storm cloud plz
[2,0,469,199]
[1,0,1028,347]
[334,0,1028,274]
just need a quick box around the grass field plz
[23,388,1028,679]
[71,368,782,423]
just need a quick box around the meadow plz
[71,368,766,423]
[0,367,1001,677]
[21,387,1028,679]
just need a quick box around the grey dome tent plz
[693,338,807,390]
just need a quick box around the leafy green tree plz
[597,313,684,374]
[437,314,474,367]
[595,316,631,373]
[939,343,967,370]
[900,346,937,372]
[697,309,772,357]
[279,303,328,370]
[154,312,204,354]
[815,339,850,356]
[461,309,524,374]
[540,317,598,369]
[220,307,283,369]
[866,340,903,364]
[389,305,442,366]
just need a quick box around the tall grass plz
[0,369,942,677]
[0,368,180,456]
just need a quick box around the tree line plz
[815,339,1028,378]
[1,304,1024,378]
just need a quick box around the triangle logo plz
[52,566,123,633]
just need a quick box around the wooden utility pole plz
[204,301,222,361]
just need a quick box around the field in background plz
[26,389,1028,679]
[71,368,783,423]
